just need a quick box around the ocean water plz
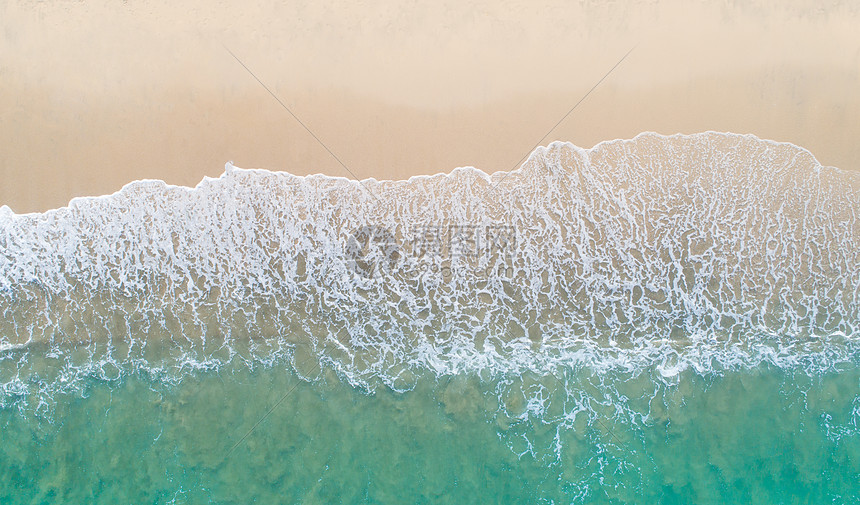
[1,132,858,503]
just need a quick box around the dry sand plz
[2,0,859,213]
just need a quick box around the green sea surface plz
[2,354,859,504]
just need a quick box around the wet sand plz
[2,0,859,213]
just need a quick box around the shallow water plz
[1,132,859,502]
[2,359,859,504]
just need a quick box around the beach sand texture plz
[2,0,859,213]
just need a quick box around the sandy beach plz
[2,0,859,213]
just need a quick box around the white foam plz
[0,131,858,406]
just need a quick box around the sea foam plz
[0,132,858,410]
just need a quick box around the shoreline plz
[1,131,846,219]
[2,0,859,213]
[4,78,859,215]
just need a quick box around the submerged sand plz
[2,0,859,213]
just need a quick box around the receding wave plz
[1,131,858,416]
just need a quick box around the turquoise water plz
[1,133,859,503]
[2,357,859,503]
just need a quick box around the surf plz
[0,131,857,412]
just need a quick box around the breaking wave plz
[1,131,859,416]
